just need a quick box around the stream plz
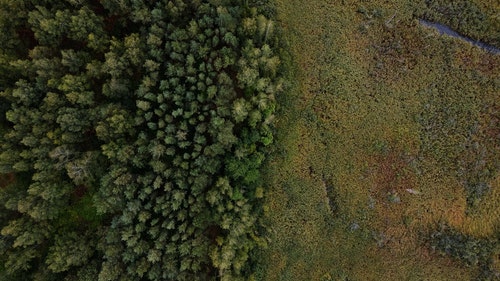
[419,19,500,55]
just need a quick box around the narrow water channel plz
[420,19,500,55]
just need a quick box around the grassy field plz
[258,0,499,280]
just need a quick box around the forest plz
[0,0,282,280]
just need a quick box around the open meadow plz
[258,0,500,280]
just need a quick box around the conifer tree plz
[0,0,282,279]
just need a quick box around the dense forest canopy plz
[0,0,282,280]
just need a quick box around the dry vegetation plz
[257,0,499,280]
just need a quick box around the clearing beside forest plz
[258,0,500,280]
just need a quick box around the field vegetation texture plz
[258,0,499,280]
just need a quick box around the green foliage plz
[46,232,96,273]
[419,0,499,48]
[0,0,281,280]
[430,225,493,266]
[429,224,499,280]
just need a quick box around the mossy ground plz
[259,0,499,280]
